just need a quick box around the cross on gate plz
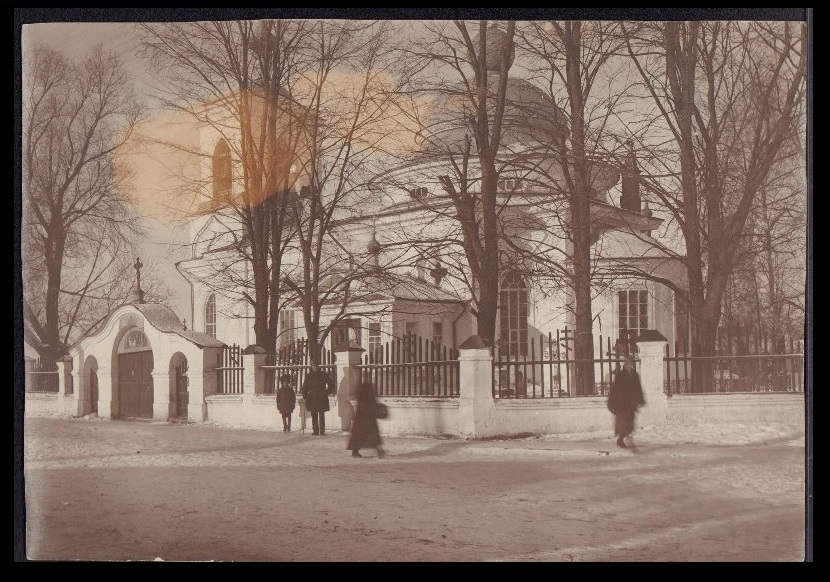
[134,257,145,304]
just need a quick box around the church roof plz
[132,303,227,348]
[317,272,466,306]
[386,274,465,303]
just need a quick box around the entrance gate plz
[89,367,98,415]
[117,329,154,419]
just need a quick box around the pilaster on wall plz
[152,371,172,422]
[97,367,116,419]
[457,335,496,439]
[637,332,669,426]
[187,349,215,423]
[335,347,364,431]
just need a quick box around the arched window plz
[205,293,216,339]
[499,272,528,356]
[212,139,232,201]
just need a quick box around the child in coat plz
[276,374,297,432]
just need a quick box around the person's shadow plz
[385,440,468,459]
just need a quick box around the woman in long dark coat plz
[607,354,646,448]
[347,382,385,458]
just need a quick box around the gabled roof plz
[358,273,465,304]
[131,303,227,348]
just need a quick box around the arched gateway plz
[66,303,225,423]
[116,328,154,418]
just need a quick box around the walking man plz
[607,354,646,448]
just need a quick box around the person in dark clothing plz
[301,364,335,436]
[347,382,385,458]
[276,374,296,432]
[607,354,646,448]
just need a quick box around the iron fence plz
[493,332,631,399]
[261,339,337,396]
[216,344,244,394]
[664,341,804,394]
[356,333,459,397]
[25,357,60,393]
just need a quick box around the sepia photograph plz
[15,9,811,562]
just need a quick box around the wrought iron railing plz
[356,333,459,397]
[664,342,804,395]
[25,357,59,393]
[492,332,631,399]
[216,344,244,395]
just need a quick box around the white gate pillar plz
[457,336,496,439]
[152,370,172,422]
[97,366,116,419]
[636,330,669,427]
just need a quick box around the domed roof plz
[420,77,569,151]
[417,24,567,151]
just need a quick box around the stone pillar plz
[97,366,116,419]
[334,347,365,431]
[56,356,77,416]
[241,346,268,395]
[70,362,85,416]
[636,330,669,426]
[152,370,172,422]
[457,335,496,439]
[187,351,211,423]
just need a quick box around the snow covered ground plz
[536,422,805,447]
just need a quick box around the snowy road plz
[21,417,806,561]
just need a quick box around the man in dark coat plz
[607,354,646,448]
[301,363,335,436]
[347,382,385,458]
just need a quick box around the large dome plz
[420,77,569,152]
[418,24,568,151]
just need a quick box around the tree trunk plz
[477,155,500,346]
[42,226,66,363]
[564,22,595,396]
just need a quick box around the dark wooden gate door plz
[118,351,154,418]
[174,361,189,418]
[90,368,98,415]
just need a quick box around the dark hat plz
[279,374,292,382]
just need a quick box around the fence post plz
[241,345,267,395]
[334,346,364,431]
[457,335,495,439]
[56,355,76,416]
[636,330,669,427]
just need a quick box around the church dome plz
[420,77,569,152]
[418,24,567,151]
[419,24,568,150]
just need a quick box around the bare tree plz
[516,20,635,394]
[621,21,806,390]
[279,20,408,365]
[141,20,310,355]
[22,45,145,362]
[725,157,806,354]
[390,20,520,346]
[142,20,405,362]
